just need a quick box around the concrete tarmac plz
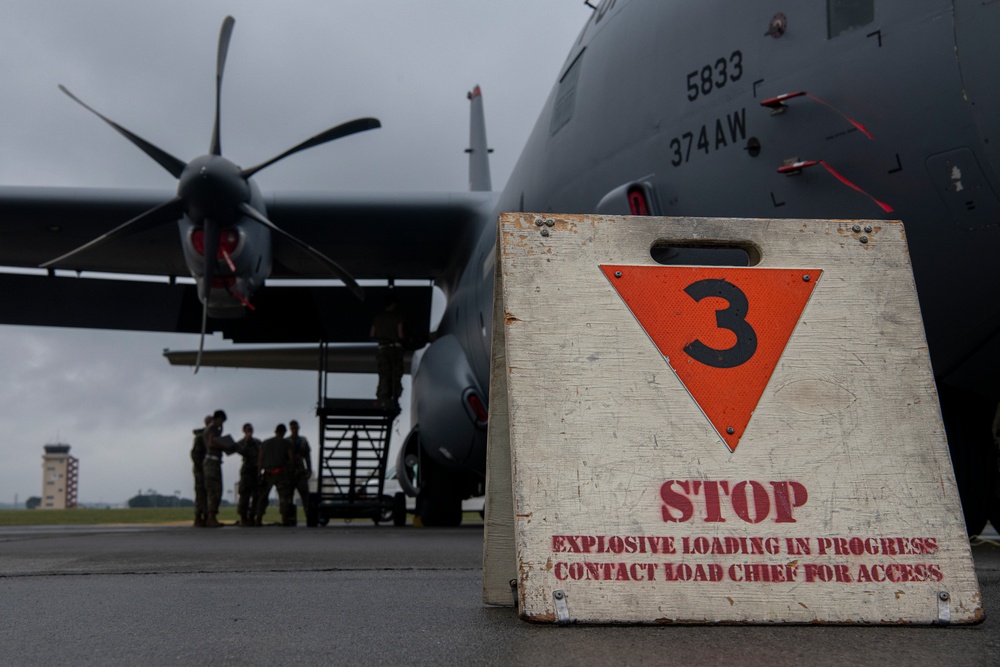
[0,522,997,666]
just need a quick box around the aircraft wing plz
[0,272,434,343]
[264,191,496,279]
[0,186,496,279]
[0,187,188,275]
[163,343,414,374]
[0,186,496,342]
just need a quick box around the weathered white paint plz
[485,213,982,624]
[483,237,516,606]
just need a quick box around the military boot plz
[193,513,206,528]
[205,513,222,528]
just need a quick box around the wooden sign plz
[482,213,982,625]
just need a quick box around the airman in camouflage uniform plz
[370,293,406,411]
[236,423,262,527]
[287,420,312,526]
[191,415,212,527]
[256,424,294,526]
[203,409,230,528]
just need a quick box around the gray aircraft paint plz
[409,0,999,526]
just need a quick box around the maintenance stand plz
[308,349,406,527]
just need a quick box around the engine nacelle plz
[410,334,488,472]
[178,214,272,315]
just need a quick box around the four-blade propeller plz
[43,16,378,370]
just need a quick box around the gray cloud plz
[0,1,587,505]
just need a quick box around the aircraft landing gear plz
[393,492,407,526]
[417,483,462,527]
[396,426,464,527]
[940,386,998,536]
[991,404,1000,532]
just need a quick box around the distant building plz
[41,444,79,509]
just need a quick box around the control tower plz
[41,444,79,509]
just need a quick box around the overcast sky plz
[0,1,588,507]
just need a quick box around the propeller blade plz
[240,117,381,179]
[201,218,219,303]
[209,16,236,156]
[195,217,225,374]
[58,85,187,179]
[194,301,207,374]
[41,196,184,269]
[238,202,365,301]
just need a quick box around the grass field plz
[0,506,291,526]
[0,507,483,526]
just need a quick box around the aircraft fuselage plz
[414,0,1000,523]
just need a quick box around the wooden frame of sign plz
[482,213,982,625]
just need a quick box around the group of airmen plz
[190,410,312,527]
[186,296,407,528]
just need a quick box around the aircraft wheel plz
[306,494,320,528]
[990,404,1000,532]
[939,386,994,536]
[418,483,462,527]
[396,429,421,497]
[393,492,407,526]
[415,452,462,527]
[375,504,393,525]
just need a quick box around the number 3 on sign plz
[683,279,758,369]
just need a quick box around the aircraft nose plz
[954,6,1000,180]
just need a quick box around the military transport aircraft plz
[0,1,998,530]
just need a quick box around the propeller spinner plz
[42,16,378,369]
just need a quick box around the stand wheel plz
[393,492,407,526]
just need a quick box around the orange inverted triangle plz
[601,265,821,452]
